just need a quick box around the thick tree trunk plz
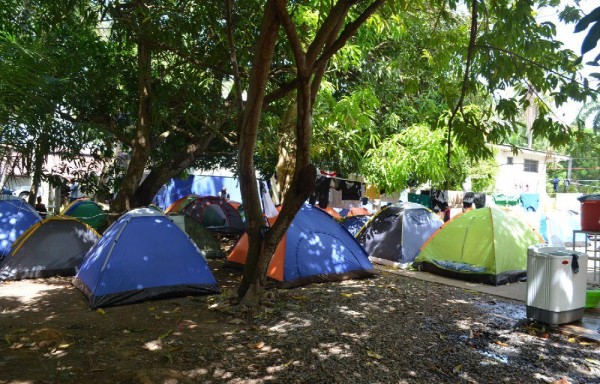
[112,0,153,213]
[238,0,319,306]
[270,74,316,237]
[237,0,385,307]
[237,0,281,305]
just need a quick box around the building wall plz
[493,145,567,195]
[2,151,100,210]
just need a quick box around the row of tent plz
[0,197,107,261]
[0,202,221,308]
[1,201,375,308]
[1,192,549,309]
[334,203,544,285]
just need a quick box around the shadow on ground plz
[0,260,598,384]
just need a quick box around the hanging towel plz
[261,181,278,218]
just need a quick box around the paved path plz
[377,265,600,342]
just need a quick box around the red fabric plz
[319,170,337,177]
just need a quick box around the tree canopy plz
[0,0,597,305]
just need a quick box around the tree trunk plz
[28,137,48,206]
[0,152,17,192]
[237,0,384,307]
[238,0,319,306]
[269,73,316,233]
[237,0,281,305]
[111,0,153,213]
[132,134,215,207]
[275,99,297,203]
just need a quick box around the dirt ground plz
[1,259,599,384]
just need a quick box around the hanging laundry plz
[330,181,343,208]
[261,181,278,218]
[341,181,362,200]
[431,189,449,211]
[473,193,487,209]
[309,176,331,208]
[320,170,337,177]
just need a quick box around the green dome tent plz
[167,214,224,259]
[414,207,544,285]
[61,200,108,232]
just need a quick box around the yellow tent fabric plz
[415,207,544,285]
[365,184,380,200]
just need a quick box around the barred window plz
[524,159,538,173]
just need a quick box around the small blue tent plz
[227,204,376,288]
[0,197,42,261]
[73,208,220,308]
[341,215,370,237]
[540,210,582,246]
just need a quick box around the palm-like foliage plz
[578,101,600,133]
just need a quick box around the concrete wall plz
[494,146,556,195]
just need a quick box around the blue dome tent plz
[227,204,376,288]
[73,208,220,308]
[0,197,42,261]
[340,215,370,237]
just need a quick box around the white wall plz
[493,145,566,195]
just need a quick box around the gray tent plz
[356,203,442,268]
[0,216,100,280]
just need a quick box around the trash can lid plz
[577,194,600,202]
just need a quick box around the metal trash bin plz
[526,245,587,326]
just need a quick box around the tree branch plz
[306,0,354,66]
[274,0,307,74]
[185,112,237,147]
[57,110,133,147]
[310,9,346,106]
[152,40,233,77]
[225,0,244,114]
[264,78,298,105]
[475,43,589,88]
[447,0,478,168]
[313,0,385,70]
[507,53,572,127]
[265,0,384,106]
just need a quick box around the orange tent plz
[164,194,201,214]
[226,205,375,288]
[320,206,342,220]
[228,201,241,210]
[226,215,285,282]
[346,207,371,217]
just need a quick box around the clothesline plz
[317,173,366,184]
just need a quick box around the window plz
[507,157,513,165]
[524,159,538,173]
